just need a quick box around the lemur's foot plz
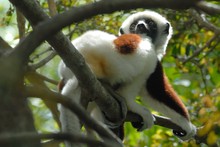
[130,108,155,132]
[173,123,197,141]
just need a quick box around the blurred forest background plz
[0,0,220,147]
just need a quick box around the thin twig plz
[198,63,209,94]
[30,51,57,70]
[199,36,220,60]
[16,8,26,41]
[47,0,58,16]
[30,48,53,61]
[26,71,59,85]
[182,34,218,64]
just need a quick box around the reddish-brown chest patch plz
[113,34,141,54]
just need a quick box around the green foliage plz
[29,98,59,133]
[1,0,220,146]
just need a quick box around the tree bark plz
[0,56,41,147]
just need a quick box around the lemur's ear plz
[119,27,125,35]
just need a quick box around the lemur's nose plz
[136,22,148,34]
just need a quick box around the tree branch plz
[196,1,220,15]
[189,9,220,34]
[26,84,218,146]
[29,51,57,70]
[47,0,58,17]
[26,71,61,128]
[182,9,220,64]
[25,85,123,147]
[126,111,184,131]
[0,132,113,147]
[30,48,53,61]
[16,9,26,41]
[182,34,219,64]
[9,0,218,145]
[25,84,180,137]
[200,37,220,60]
[126,112,219,146]
[0,37,12,49]
[26,71,58,85]
[9,0,203,126]
[9,0,200,63]
[0,37,13,56]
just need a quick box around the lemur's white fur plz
[58,10,196,142]
[119,10,196,140]
[59,30,157,130]
[70,31,155,85]
[140,88,196,140]
[58,76,82,147]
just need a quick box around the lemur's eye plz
[164,23,170,34]
[119,28,125,35]
[129,23,136,33]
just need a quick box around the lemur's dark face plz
[122,18,158,43]
[119,17,170,43]
[119,10,173,59]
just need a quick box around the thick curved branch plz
[196,1,220,15]
[9,0,124,124]
[0,132,112,147]
[9,0,200,63]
